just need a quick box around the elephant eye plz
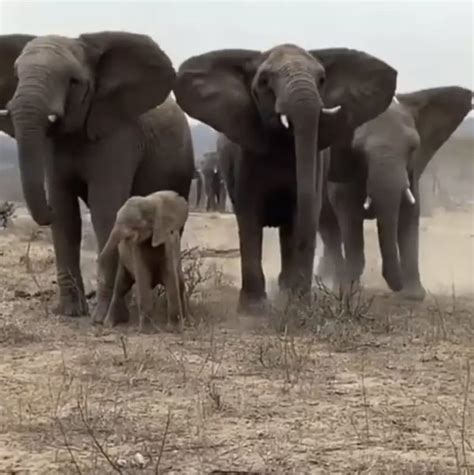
[70,77,80,86]
[318,75,326,88]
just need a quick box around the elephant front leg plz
[89,184,133,324]
[340,217,365,287]
[104,262,133,327]
[48,185,88,316]
[278,223,294,291]
[318,203,346,288]
[398,194,425,301]
[236,213,266,314]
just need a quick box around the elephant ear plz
[175,49,266,153]
[0,34,35,137]
[80,31,176,140]
[310,48,397,148]
[397,86,472,175]
[151,193,189,248]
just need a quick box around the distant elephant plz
[175,45,397,311]
[0,32,194,318]
[98,190,189,332]
[318,86,472,300]
[197,151,227,212]
[191,168,204,209]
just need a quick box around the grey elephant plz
[98,190,189,332]
[318,86,472,300]
[174,45,397,311]
[0,32,194,318]
[197,151,227,212]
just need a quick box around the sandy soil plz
[0,206,473,474]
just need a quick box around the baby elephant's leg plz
[105,262,133,326]
[132,245,155,332]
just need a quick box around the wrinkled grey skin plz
[175,45,397,311]
[318,86,472,300]
[98,191,189,332]
[197,151,227,212]
[0,33,194,317]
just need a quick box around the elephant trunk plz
[285,75,321,291]
[368,162,408,291]
[9,78,54,226]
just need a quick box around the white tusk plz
[322,105,341,115]
[363,196,372,210]
[280,114,289,128]
[48,114,57,123]
[0,109,9,117]
[405,188,416,204]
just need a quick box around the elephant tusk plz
[0,109,9,117]
[48,114,57,123]
[280,114,289,128]
[405,188,416,204]
[363,196,372,210]
[322,105,342,115]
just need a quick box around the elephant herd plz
[0,31,471,326]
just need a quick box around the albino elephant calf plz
[98,190,189,332]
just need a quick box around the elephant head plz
[174,45,397,289]
[352,86,472,291]
[99,190,188,263]
[0,32,175,226]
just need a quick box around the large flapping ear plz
[397,86,472,175]
[175,49,267,153]
[151,192,189,248]
[0,34,35,137]
[79,31,175,140]
[310,48,397,149]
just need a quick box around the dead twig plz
[76,400,123,474]
[155,409,172,474]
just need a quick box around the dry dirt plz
[0,206,473,474]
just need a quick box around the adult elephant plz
[174,45,397,311]
[0,32,194,318]
[318,86,472,300]
[197,151,227,212]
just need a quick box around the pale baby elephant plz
[97,190,189,331]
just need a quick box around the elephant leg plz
[89,184,132,324]
[278,223,294,291]
[236,213,266,313]
[104,262,133,326]
[48,183,88,316]
[318,197,345,287]
[340,217,365,285]
[398,194,425,301]
[132,247,155,333]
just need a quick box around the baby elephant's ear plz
[152,197,166,247]
[151,193,189,247]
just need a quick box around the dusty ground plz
[0,205,473,474]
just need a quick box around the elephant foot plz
[237,291,267,316]
[104,298,130,327]
[399,283,426,302]
[54,292,89,317]
[92,294,112,325]
[138,311,159,334]
[382,267,403,292]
